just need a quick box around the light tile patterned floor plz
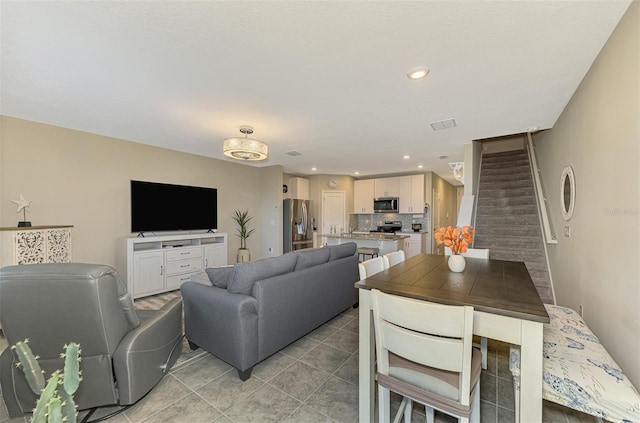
[1,292,599,423]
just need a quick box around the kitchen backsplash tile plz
[351,213,430,233]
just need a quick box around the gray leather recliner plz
[0,263,183,418]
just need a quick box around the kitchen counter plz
[320,233,409,241]
[322,233,407,256]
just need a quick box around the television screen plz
[131,180,217,233]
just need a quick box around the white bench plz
[510,304,640,423]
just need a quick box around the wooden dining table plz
[356,253,549,423]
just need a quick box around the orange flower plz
[434,225,475,255]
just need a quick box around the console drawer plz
[166,272,199,291]
[166,247,202,262]
[165,258,202,275]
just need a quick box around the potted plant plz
[232,209,255,262]
[434,225,475,272]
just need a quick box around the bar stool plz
[357,247,379,261]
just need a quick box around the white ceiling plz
[0,1,631,184]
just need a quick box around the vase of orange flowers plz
[434,225,476,273]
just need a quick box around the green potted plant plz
[232,209,255,262]
[13,339,81,423]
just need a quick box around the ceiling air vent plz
[285,150,303,156]
[430,118,457,131]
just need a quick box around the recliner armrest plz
[113,297,183,405]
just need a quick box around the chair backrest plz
[444,246,489,259]
[371,289,475,405]
[384,250,406,267]
[0,264,135,356]
[358,256,388,280]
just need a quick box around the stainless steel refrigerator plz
[283,199,313,253]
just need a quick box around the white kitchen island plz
[322,232,407,256]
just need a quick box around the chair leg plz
[379,385,391,423]
[425,405,435,423]
[392,397,408,423]
[471,380,480,423]
[481,337,488,370]
[403,398,412,423]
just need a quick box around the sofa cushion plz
[228,254,298,295]
[294,247,330,271]
[329,242,357,261]
[205,266,235,289]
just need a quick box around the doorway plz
[321,190,346,246]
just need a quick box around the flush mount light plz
[407,67,429,80]
[223,125,268,161]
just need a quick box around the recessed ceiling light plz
[354,171,360,175]
[417,164,424,169]
[311,167,317,171]
[407,67,429,80]
[403,155,410,160]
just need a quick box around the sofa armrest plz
[113,297,183,405]
[181,282,259,372]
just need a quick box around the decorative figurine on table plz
[11,193,32,227]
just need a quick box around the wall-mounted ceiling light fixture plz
[449,162,464,182]
[223,125,268,161]
[407,67,429,80]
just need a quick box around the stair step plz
[480,164,531,179]
[474,236,541,250]
[477,195,537,207]
[475,215,540,226]
[481,151,528,163]
[479,174,532,186]
[476,204,539,216]
[474,225,542,237]
[481,158,531,169]
[479,178,534,188]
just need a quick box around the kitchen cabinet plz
[402,232,425,258]
[374,177,399,198]
[354,179,375,214]
[398,174,425,213]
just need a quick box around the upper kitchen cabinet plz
[287,177,309,200]
[374,177,399,198]
[398,174,425,214]
[354,179,375,214]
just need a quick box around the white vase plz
[237,248,251,262]
[448,254,466,272]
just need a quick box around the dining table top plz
[355,253,550,323]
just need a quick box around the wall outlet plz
[564,225,571,238]
[579,304,584,318]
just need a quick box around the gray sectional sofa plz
[180,242,359,380]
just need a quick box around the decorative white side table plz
[0,225,73,266]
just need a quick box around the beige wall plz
[0,116,283,267]
[533,2,639,386]
[308,174,355,236]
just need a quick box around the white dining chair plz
[444,246,490,369]
[358,256,388,280]
[384,250,406,267]
[371,289,481,423]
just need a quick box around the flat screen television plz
[131,180,217,233]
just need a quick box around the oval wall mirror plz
[560,166,575,221]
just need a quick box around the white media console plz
[117,232,228,299]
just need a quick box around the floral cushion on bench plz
[510,304,640,423]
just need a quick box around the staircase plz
[473,149,554,304]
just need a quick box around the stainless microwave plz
[374,197,399,213]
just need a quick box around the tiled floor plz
[1,293,599,423]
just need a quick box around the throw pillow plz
[228,253,298,295]
[294,247,330,271]
[328,242,357,261]
[205,265,235,289]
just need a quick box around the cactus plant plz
[12,339,82,423]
